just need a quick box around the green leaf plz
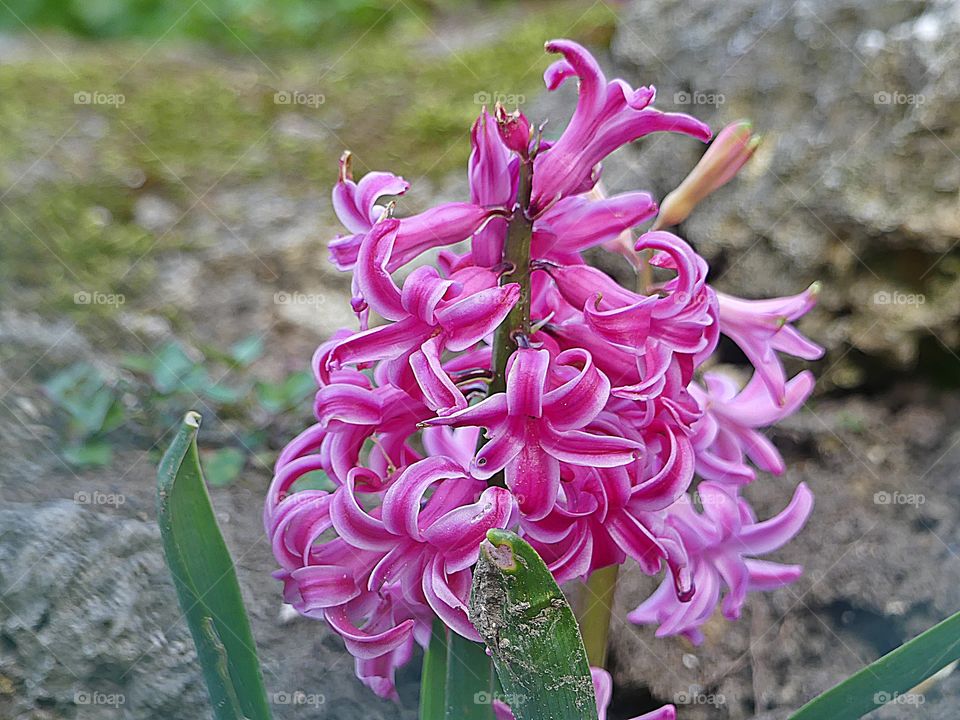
[254,371,314,413]
[470,529,598,720]
[63,440,113,467]
[201,382,247,405]
[157,412,272,720]
[790,608,960,719]
[420,619,448,720]
[229,335,265,367]
[119,352,156,374]
[444,633,495,720]
[202,447,246,487]
[153,342,198,394]
[43,363,121,436]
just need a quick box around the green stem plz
[578,565,619,668]
[484,159,534,488]
[637,248,653,295]
[489,159,533,396]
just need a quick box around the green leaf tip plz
[481,529,522,573]
[156,411,272,720]
[470,530,598,720]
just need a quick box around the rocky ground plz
[1,1,959,719]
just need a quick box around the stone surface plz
[609,0,960,390]
[0,495,420,720]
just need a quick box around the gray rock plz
[609,0,960,388]
[0,498,419,719]
[0,501,207,719]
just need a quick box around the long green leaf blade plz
[444,632,496,720]
[790,608,960,719]
[470,529,598,720]
[157,412,272,720]
[420,619,448,720]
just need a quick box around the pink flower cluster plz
[265,39,822,699]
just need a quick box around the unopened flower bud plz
[653,120,760,230]
[495,103,532,157]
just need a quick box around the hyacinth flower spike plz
[266,38,821,699]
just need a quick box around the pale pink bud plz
[653,120,760,230]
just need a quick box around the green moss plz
[1,0,616,328]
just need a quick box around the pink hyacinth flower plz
[628,481,813,644]
[691,370,815,484]
[530,39,711,214]
[266,36,821,701]
[424,348,641,520]
[716,284,824,404]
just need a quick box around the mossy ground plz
[0,1,617,470]
[2,1,615,331]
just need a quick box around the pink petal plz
[390,203,507,270]
[505,440,560,520]
[401,265,458,324]
[325,606,416,660]
[330,473,396,551]
[542,349,611,431]
[437,284,521,351]
[422,393,509,431]
[356,219,406,321]
[737,483,814,555]
[291,565,360,613]
[506,348,550,418]
[605,510,665,574]
[425,486,514,571]
[381,456,468,540]
[409,336,468,414]
[745,559,804,590]
[328,316,430,368]
[473,424,525,479]
[541,427,640,467]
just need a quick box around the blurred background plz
[1,0,958,718]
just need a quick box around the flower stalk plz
[579,564,619,668]
[489,157,534,396]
